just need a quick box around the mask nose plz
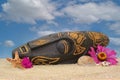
[12,48,21,59]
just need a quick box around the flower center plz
[97,52,107,61]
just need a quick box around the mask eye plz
[56,39,74,54]
[19,45,29,54]
[21,46,27,52]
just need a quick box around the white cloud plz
[77,0,113,3]
[29,26,51,32]
[47,21,59,26]
[37,30,56,36]
[1,0,61,24]
[110,37,120,46]
[109,37,120,56]
[29,26,74,37]
[109,22,120,34]
[1,0,120,25]
[29,26,56,36]
[62,1,120,24]
[4,40,15,47]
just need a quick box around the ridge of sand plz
[0,59,120,80]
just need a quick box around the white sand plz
[0,59,120,80]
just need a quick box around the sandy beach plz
[0,59,120,80]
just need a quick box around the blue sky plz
[0,0,120,58]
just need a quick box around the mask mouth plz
[104,35,109,46]
[87,32,109,47]
[98,33,109,47]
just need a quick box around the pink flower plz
[88,45,118,65]
[21,57,33,68]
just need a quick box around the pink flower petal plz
[88,47,100,64]
[22,57,33,68]
[97,45,102,52]
[107,50,116,58]
[105,48,111,53]
[107,58,118,65]
[88,45,118,65]
[97,45,106,52]
[101,46,106,52]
